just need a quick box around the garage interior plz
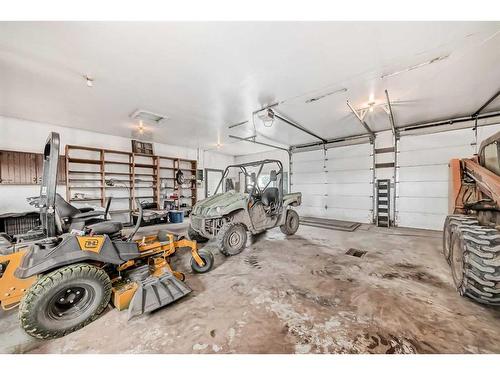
[1,21,500,354]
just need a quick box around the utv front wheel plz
[19,264,112,339]
[280,209,300,235]
[217,223,247,256]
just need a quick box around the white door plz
[291,142,373,223]
[397,124,500,230]
[205,169,223,197]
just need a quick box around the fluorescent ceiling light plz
[130,109,169,126]
[305,87,347,103]
[381,54,450,79]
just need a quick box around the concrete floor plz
[2,223,500,354]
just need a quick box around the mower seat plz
[87,221,123,235]
[261,187,279,207]
[55,194,106,232]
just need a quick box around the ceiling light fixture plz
[84,75,94,87]
[381,54,450,79]
[130,109,169,126]
[138,120,145,135]
[305,87,348,104]
[257,108,275,128]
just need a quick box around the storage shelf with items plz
[65,145,198,223]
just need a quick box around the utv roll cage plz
[214,159,284,206]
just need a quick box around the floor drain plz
[345,248,367,258]
[244,255,262,269]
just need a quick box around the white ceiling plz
[1,22,500,155]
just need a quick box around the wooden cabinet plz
[0,150,66,185]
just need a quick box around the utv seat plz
[261,187,279,207]
[87,221,123,235]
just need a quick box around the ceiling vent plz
[130,109,169,126]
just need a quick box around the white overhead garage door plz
[291,143,373,223]
[397,125,500,230]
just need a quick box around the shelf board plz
[134,163,156,168]
[70,198,101,202]
[68,158,101,165]
[105,160,131,165]
[68,170,102,174]
[105,172,132,176]
[68,178,102,182]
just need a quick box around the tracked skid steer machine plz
[444,131,500,305]
[0,133,214,339]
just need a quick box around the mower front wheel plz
[19,263,112,340]
[191,249,215,273]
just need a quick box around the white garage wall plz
[397,123,500,230]
[0,116,234,213]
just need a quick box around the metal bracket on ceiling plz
[228,134,291,154]
[346,100,376,143]
[384,90,400,140]
[266,108,328,144]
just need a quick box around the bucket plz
[168,210,184,223]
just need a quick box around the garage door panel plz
[292,143,372,223]
[301,194,326,208]
[325,196,371,210]
[398,197,448,215]
[326,183,372,196]
[398,145,472,167]
[292,160,325,173]
[296,206,327,218]
[325,156,371,171]
[292,150,324,162]
[398,164,449,182]
[326,208,372,223]
[399,129,475,151]
[327,144,370,158]
[293,183,325,195]
[398,181,448,198]
[293,172,325,184]
[398,213,445,231]
[326,170,371,183]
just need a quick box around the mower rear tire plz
[280,209,300,235]
[191,249,215,273]
[443,215,479,264]
[217,223,247,256]
[188,226,209,243]
[449,223,500,305]
[19,263,112,339]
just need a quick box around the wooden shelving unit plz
[66,145,198,224]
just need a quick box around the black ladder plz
[376,179,390,227]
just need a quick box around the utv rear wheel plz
[217,223,247,256]
[443,215,479,264]
[280,209,300,235]
[449,223,500,305]
[19,264,112,339]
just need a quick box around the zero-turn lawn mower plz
[0,132,214,339]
